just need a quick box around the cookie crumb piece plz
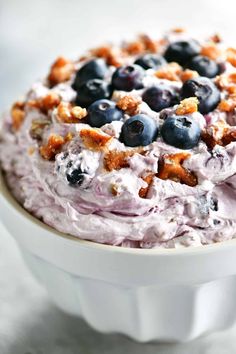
[48,57,75,86]
[116,95,141,116]
[157,153,198,187]
[11,102,25,131]
[40,134,65,160]
[80,128,112,150]
[139,173,154,198]
[200,44,221,60]
[175,97,199,115]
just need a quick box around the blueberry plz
[120,114,158,147]
[161,115,201,149]
[111,64,144,91]
[72,59,108,90]
[66,167,85,185]
[134,54,166,70]
[75,79,112,107]
[142,85,179,112]
[187,55,219,78]
[87,99,123,128]
[181,77,221,114]
[164,40,200,66]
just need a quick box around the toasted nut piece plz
[28,147,35,155]
[123,41,145,55]
[30,119,51,140]
[176,97,199,115]
[210,33,222,44]
[40,134,65,160]
[48,57,75,86]
[215,72,236,94]
[138,34,159,53]
[116,95,141,116]
[57,102,87,123]
[157,153,198,187]
[40,92,61,112]
[28,92,61,114]
[90,46,122,67]
[11,102,25,131]
[226,48,236,67]
[171,27,186,33]
[155,62,182,81]
[200,44,221,60]
[201,120,236,148]
[71,106,87,120]
[139,173,155,198]
[104,149,143,171]
[179,69,199,82]
[110,183,119,196]
[64,132,74,143]
[80,128,112,150]
[218,95,236,112]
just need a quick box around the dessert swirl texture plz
[1,29,236,248]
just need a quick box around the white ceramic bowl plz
[1,171,236,343]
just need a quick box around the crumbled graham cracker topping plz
[175,97,199,115]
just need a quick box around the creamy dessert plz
[1,28,236,248]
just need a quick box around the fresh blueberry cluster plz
[71,39,222,150]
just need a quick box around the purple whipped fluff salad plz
[0,28,236,249]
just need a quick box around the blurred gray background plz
[1,0,236,353]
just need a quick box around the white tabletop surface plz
[1,0,236,352]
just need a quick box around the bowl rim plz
[1,168,236,256]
